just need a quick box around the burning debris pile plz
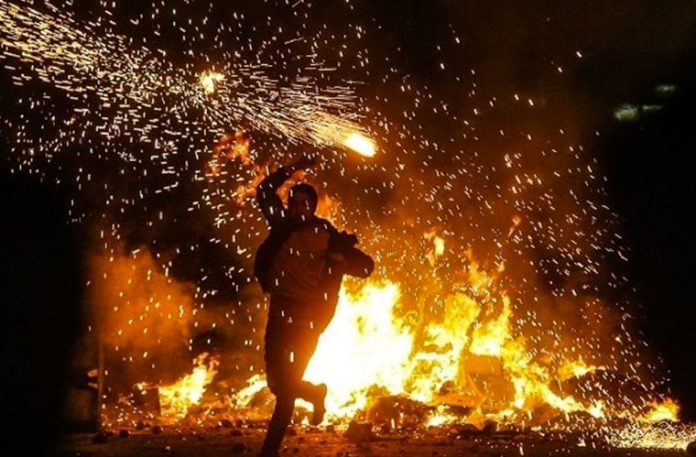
[87,241,692,449]
[0,0,695,452]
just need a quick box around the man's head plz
[288,183,318,222]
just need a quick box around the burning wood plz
[86,246,693,450]
[132,385,161,417]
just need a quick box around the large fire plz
[256,250,615,427]
[95,137,690,447]
[110,262,691,447]
[85,130,694,449]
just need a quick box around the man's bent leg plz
[295,381,327,425]
[290,324,327,425]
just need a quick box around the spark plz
[343,132,377,157]
[199,71,225,95]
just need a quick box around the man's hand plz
[328,231,358,260]
[289,154,319,173]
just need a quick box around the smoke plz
[86,246,196,388]
[83,239,271,395]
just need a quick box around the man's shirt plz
[268,218,331,310]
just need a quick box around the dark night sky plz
[1,3,696,444]
[601,85,696,420]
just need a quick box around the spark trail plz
[0,0,369,154]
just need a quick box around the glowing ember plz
[155,353,219,420]
[199,71,225,95]
[343,132,377,157]
[610,420,696,450]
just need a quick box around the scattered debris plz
[219,419,233,428]
[368,395,431,425]
[133,386,161,416]
[345,421,373,442]
[482,420,497,435]
[452,423,480,437]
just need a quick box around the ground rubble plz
[56,419,691,457]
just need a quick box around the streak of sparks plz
[0,0,368,151]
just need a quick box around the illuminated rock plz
[345,421,373,442]
[368,395,430,425]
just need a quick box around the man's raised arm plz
[256,154,317,226]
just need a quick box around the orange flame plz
[557,359,601,382]
[640,398,680,423]
[207,130,252,178]
[263,249,614,427]
[305,282,412,420]
[156,352,219,420]
[424,229,445,265]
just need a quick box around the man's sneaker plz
[311,383,327,426]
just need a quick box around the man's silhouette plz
[254,155,374,457]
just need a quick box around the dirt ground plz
[56,426,691,457]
